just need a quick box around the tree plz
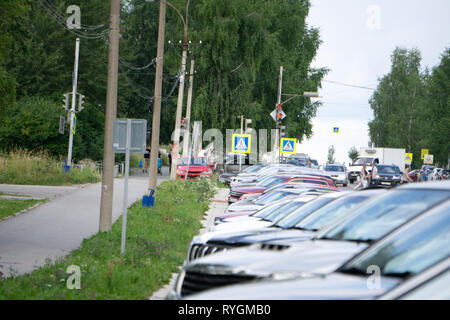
[348,146,359,164]
[368,48,427,168]
[327,145,336,164]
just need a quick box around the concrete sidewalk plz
[0,176,166,278]
[150,187,229,300]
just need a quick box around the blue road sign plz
[232,134,251,154]
[280,138,296,154]
[333,127,339,133]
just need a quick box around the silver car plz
[324,163,348,186]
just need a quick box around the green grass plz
[0,198,45,220]
[0,178,216,299]
[211,174,227,189]
[0,150,101,185]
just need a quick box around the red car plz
[176,157,213,180]
[228,175,337,203]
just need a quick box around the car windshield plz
[254,191,292,205]
[325,165,344,172]
[180,157,208,165]
[257,176,286,188]
[275,196,335,229]
[295,194,373,231]
[319,189,450,242]
[341,201,450,278]
[253,201,290,218]
[354,158,373,165]
[264,200,308,223]
[401,269,450,300]
[378,166,397,174]
[243,165,263,173]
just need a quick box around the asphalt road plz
[0,175,166,278]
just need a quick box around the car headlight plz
[393,176,400,179]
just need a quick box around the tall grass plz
[0,150,101,185]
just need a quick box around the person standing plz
[354,164,369,190]
[143,147,150,173]
[402,165,414,183]
[168,144,173,175]
[370,162,378,187]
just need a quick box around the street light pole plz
[276,66,283,164]
[67,38,80,166]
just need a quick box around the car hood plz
[185,272,402,300]
[377,173,398,177]
[226,204,263,213]
[207,227,316,246]
[186,239,370,277]
[208,219,273,234]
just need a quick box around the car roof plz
[396,180,450,190]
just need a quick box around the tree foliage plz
[348,146,359,164]
[368,47,449,168]
[327,145,336,164]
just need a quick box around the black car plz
[371,164,402,188]
[218,172,237,185]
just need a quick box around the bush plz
[0,149,101,185]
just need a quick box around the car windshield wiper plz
[340,267,368,276]
[382,271,413,278]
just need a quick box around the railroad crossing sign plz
[231,134,251,154]
[423,154,433,164]
[405,153,413,164]
[280,138,296,154]
[421,149,429,160]
[333,127,339,133]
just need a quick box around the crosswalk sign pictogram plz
[280,138,296,154]
[232,134,251,154]
[405,153,413,164]
[333,127,339,133]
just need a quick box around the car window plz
[254,191,292,205]
[341,201,450,277]
[181,157,207,165]
[297,195,372,231]
[253,201,290,218]
[377,166,397,174]
[319,190,450,242]
[400,269,450,300]
[325,165,344,172]
[258,176,286,187]
[264,200,308,223]
[275,196,335,229]
[290,179,328,186]
[355,157,373,165]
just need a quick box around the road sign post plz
[113,119,147,255]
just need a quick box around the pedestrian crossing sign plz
[405,153,413,163]
[232,134,251,154]
[333,127,339,133]
[280,138,296,154]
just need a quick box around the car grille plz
[188,242,248,261]
[181,270,258,297]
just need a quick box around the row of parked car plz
[408,166,450,182]
[168,163,449,300]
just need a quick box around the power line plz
[37,0,108,39]
[119,57,157,70]
[322,80,376,91]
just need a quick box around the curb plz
[0,200,47,223]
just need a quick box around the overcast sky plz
[297,0,450,166]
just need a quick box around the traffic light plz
[62,93,70,111]
[280,125,287,137]
[77,94,85,112]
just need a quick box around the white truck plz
[347,147,406,184]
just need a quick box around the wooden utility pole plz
[182,57,195,159]
[99,0,121,232]
[148,0,167,190]
[276,66,283,163]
